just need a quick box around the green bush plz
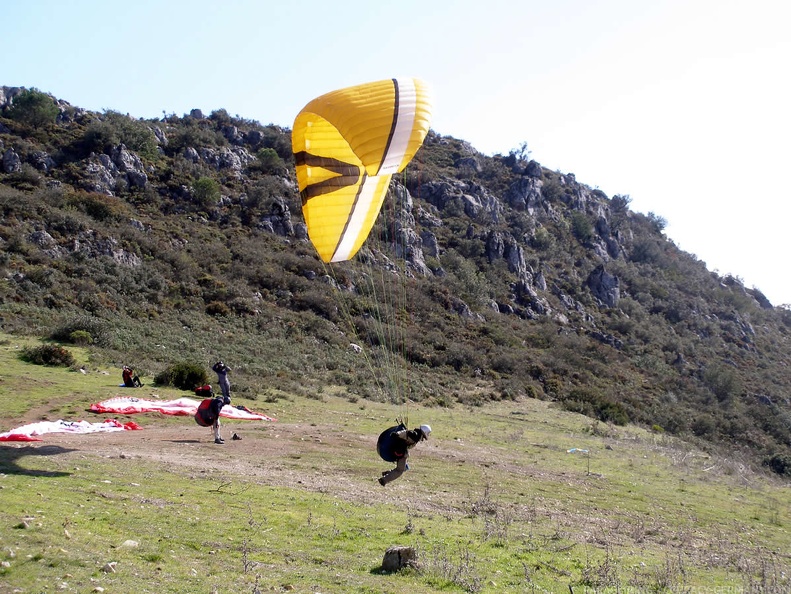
[561,388,629,426]
[570,212,593,243]
[192,177,220,208]
[80,111,159,160]
[5,88,59,129]
[256,147,285,174]
[531,228,554,251]
[154,361,208,391]
[51,316,109,346]
[69,330,93,345]
[20,344,75,367]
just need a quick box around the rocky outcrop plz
[747,287,773,309]
[587,264,620,308]
[2,148,21,173]
[392,183,431,276]
[258,197,294,237]
[29,151,56,172]
[83,154,118,195]
[81,144,149,194]
[0,86,24,110]
[111,144,148,189]
[199,146,256,175]
[421,179,503,222]
[506,176,544,213]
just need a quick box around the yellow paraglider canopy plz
[292,78,433,263]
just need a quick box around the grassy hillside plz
[1,87,791,478]
[0,334,789,593]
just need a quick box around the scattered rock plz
[101,561,117,573]
[381,545,418,572]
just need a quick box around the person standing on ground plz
[212,361,231,400]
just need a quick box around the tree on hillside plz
[193,176,221,208]
[5,88,59,129]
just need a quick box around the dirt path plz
[8,412,484,517]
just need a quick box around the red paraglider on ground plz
[89,396,276,421]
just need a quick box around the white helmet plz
[419,424,432,439]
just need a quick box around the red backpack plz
[195,398,217,427]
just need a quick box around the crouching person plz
[195,388,231,444]
[377,424,431,486]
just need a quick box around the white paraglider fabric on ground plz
[89,396,276,421]
[0,418,142,442]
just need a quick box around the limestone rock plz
[587,264,620,308]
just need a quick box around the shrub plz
[81,111,158,160]
[7,164,44,190]
[65,192,127,222]
[610,194,632,214]
[192,177,221,208]
[154,361,208,391]
[561,388,629,426]
[531,228,554,251]
[69,330,93,345]
[630,240,663,264]
[206,300,231,316]
[51,316,109,346]
[570,212,593,243]
[255,147,285,174]
[20,344,75,367]
[702,365,742,403]
[764,453,791,477]
[291,290,339,321]
[5,88,59,129]
[647,211,668,233]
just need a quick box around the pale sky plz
[3,0,790,304]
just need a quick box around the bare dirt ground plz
[6,403,493,516]
[6,395,575,522]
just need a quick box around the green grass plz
[0,333,789,593]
